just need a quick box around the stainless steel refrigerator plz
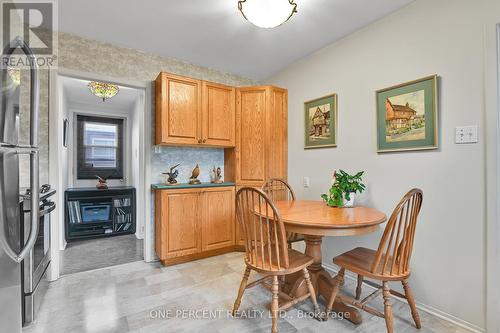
[0,37,40,333]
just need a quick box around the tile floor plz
[25,252,471,333]
[60,234,143,275]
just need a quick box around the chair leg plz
[324,268,345,320]
[302,268,321,318]
[356,274,363,300]
[232,266,251,316]
[271,275,280,333]
[402,280,421,329]
[383,282,394,333]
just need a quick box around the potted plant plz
[321,170,366,207]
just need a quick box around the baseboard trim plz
[322,262,485,333]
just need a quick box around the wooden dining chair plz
[262,179,304,247]
[232,187,321,333]
[325,189,423,333]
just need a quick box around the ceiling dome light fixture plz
[238,0,298,29]
[88,81,119,102]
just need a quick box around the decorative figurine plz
[211,166,223,184]
[189,164,201,185]
[162,163,181,185]
[96,176,108,190]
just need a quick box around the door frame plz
[48,68,153,281]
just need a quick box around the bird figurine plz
[96,175,108,190]
[162,163,181,185]
[189,164,201,185]
[211,165,223,184]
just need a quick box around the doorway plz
[49,71,151,277]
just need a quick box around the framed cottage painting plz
[376,75,438,152]
[304,94,337,149]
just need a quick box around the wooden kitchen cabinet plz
[267,87,288,180]
[201,187,235,251]
[155,72,202,145]
[233,86,288,247]
[155,72,235,147]
[236,87,267,185]
[235,86,288,186]
[202,81,235,147]
[155,189,201,261]
[155,186,235,266]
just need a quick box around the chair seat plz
[246,249,313,275]
[334,247,410,281]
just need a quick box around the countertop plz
[151,182,235,190]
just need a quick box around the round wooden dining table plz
[273,200,387,324]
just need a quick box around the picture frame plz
[304,93,337,149]
[376,75,438,153]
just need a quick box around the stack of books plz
[67,201,82,223]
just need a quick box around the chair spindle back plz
[371,188,423,277]
[262,179,296,202]
[236,187,290,272]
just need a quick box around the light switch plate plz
[303,177,310,188]
[455,125,478,144]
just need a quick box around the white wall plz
[266,0,491,329]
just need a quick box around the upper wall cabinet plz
[155,72,235,147]
[155,73,201,145]
[202,81,235,147]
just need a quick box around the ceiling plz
[61,76,141,110]
[58,0,414,81]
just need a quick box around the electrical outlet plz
[455,125,478,144]
[154,146,161,154]
[303,177,310,188]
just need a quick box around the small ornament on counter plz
[162,163,181,185]
[211,166,223,184]
[96,176,108,190]
[188,164,201,185]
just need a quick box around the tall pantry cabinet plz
[234,86,288,246]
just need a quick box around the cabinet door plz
[201,187,235,251]
[155,190,201,260]
[202,81,235,147]
[236,88,267,186]
[155,73,201,145]
[267,87,288,180]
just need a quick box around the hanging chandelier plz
[88,81,119,102]
[238,0,298,29]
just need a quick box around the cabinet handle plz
[198,139,202,144]
[202,139,206,143]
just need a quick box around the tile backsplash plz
[151,146,224,184]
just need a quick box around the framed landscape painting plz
[376,75,438,153]
[304,94,337,149]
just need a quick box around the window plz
[76,115,124,179]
